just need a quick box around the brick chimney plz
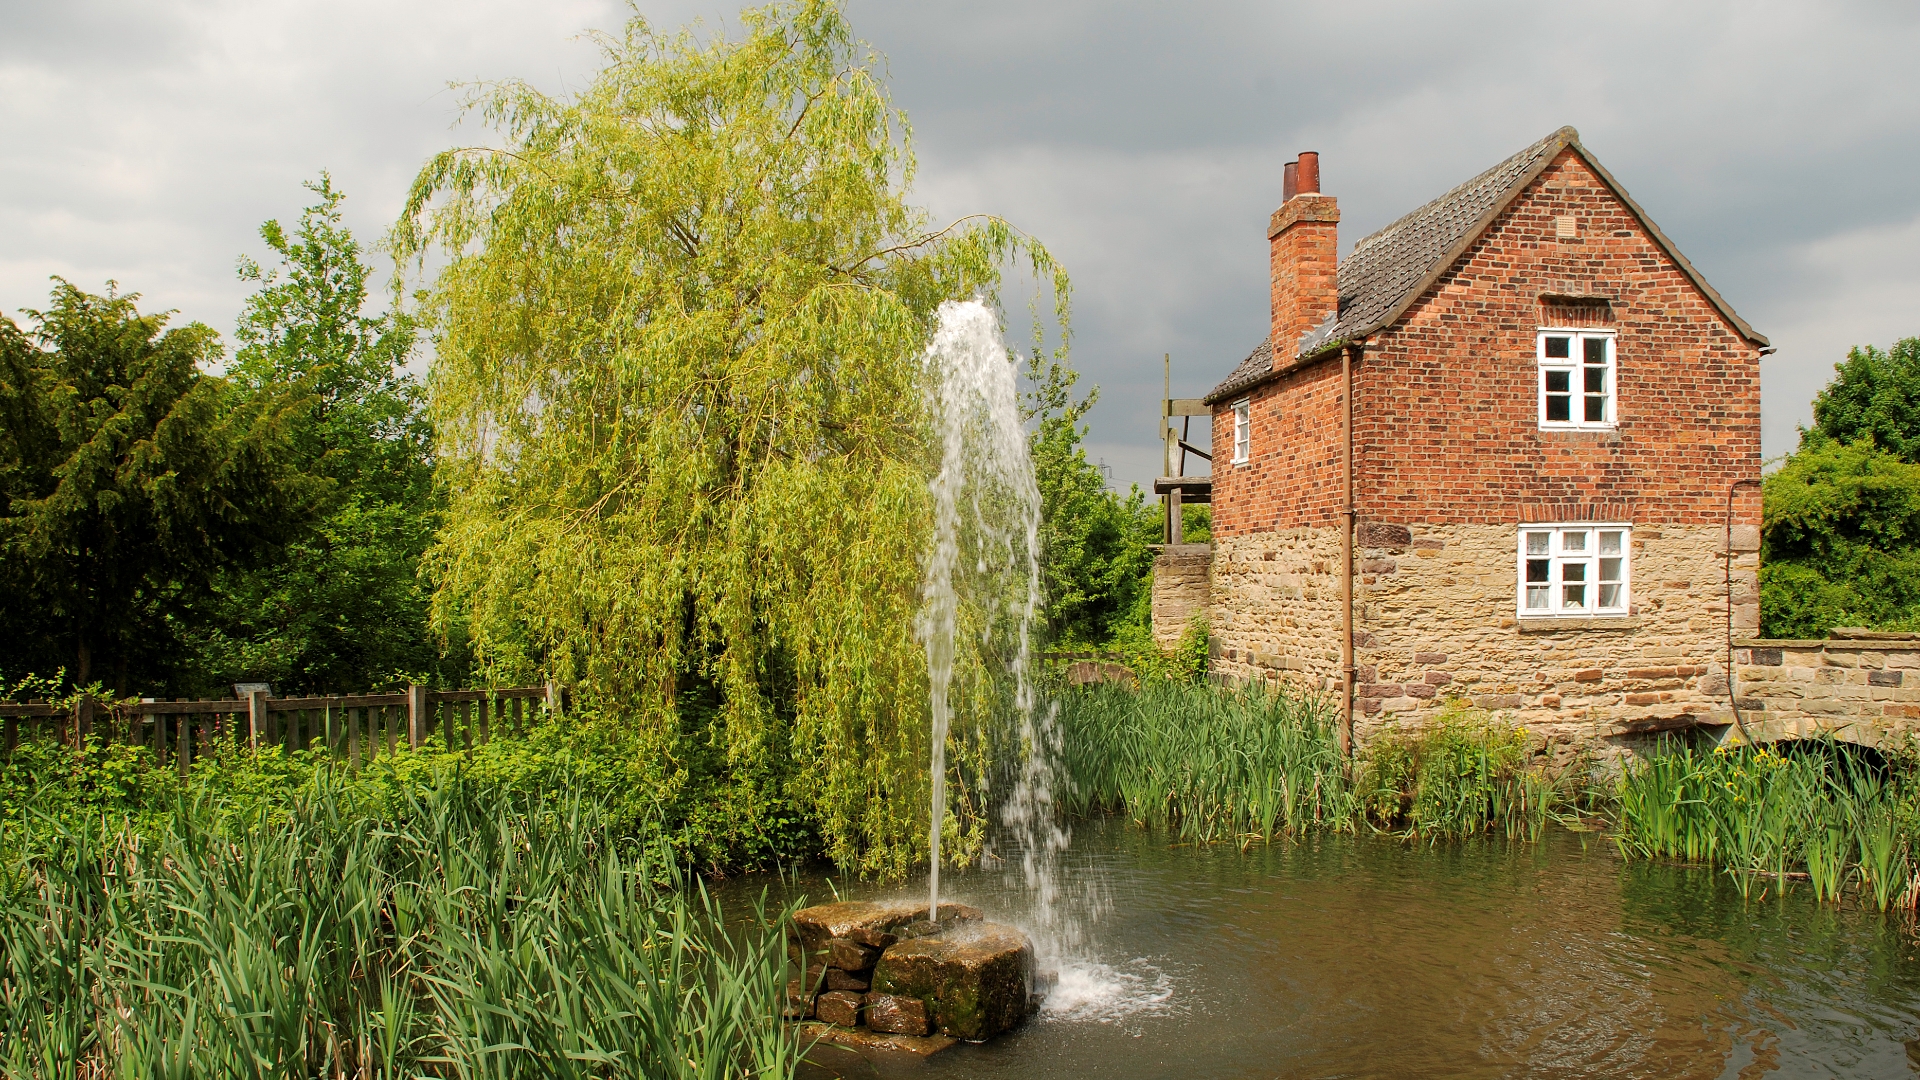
[1269,151,1340,364]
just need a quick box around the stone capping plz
[1734,638,1918,651]
[1828,627,1920,641]
[1516,616,1642,633]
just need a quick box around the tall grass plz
[0,779,798,1078]
[1055,680,1353,842]
[1615,738,1920,909]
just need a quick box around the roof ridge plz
[1350,127,1574,255]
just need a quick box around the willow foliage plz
[393,1,1066,875]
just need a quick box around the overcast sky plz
[5,1,1917,488]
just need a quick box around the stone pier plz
[1151,544,1212,646]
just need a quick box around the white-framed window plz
[1231,398,1251,464]
[1537,329,1615,429]
[1517,524,1630,617]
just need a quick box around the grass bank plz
[0,707,815,874]
[0,780,798,1078]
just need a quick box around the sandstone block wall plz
[1353,522,1756,753]
[1150,545,1212,647]
[1731,635,1920,747]
[1206,528,1344,689]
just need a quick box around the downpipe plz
[1341,343,1358,758]
[1724,477,1762,746]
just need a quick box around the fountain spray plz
[921,299,1044,914]
[916,301,1063,944]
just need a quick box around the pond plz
[722,817,1920,1079]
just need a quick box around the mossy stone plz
[869,923,1033,1041]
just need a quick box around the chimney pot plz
[1282,160,1298,204]
[1297,151,1320,195]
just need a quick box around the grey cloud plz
[853,1,1920,472]
[3,0,1916,480]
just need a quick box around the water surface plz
[728,819,1920,1079]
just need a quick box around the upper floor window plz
[1231,399,1251,464]
[1518,524,1630,617]
[1537,330,1614,429]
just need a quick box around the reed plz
[1614,738,1918,909]
[1053,680,1353,843]
[1053,681,1586,844]
[0,777,798,1078]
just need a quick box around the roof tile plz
[1207,128,1571,402]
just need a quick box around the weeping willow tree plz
[392,1,1066,876]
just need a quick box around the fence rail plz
[0,685,560,775]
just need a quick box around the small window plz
[1537,330,1614,429]
[1231,399,1250,464]
[1518,524,1630,617]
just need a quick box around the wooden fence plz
[0,685,558,774]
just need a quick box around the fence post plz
[73,695,94,746]
[545,679,564,719]
[248,690,267,751]
[408,684,429,750]
[144,698,161,765]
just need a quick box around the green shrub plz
[1358,703,1555,840]
[1760,438,1920,638]
[0,707,817,874]
[1097,615,1211,684]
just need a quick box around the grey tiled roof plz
[1331,128,1568,345]
[1206,127,1575,403]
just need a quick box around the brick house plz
[1189,126,1767,755]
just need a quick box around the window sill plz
[1516,615,1640,633]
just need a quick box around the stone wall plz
[1730,633,1920,746]
[1206,528,1344,689]
[1150,544,1212,647]
[1353,521,1756,753]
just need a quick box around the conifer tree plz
[0,281,318,692]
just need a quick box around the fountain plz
[916,300,1060,932]
[787,300,1074,1053]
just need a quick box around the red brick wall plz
[1217,147,1763,537]
[1355,149,1762,528]
[1210,358,1346,536]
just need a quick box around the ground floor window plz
[1518,524,1629,616]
